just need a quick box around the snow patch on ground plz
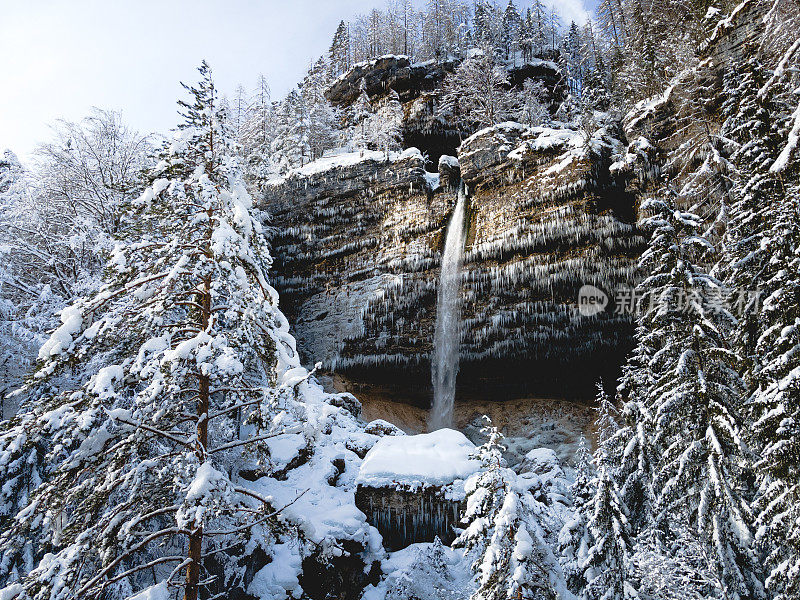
[362,541,475,600]
[248,542,303,600]
[267,147,423,184]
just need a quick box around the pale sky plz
[1,0,590,160]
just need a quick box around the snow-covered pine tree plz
[350,78,374,151]
[636,194,764,599]
[566,382,634,600]
[720,38,800,600]
[364,90,403,157]
[595,382,619,446]
[271,89,307,173]
[500,0,521,64]
[0,61,292,600]
[299,57,340,162]
[0,152,62,416]
[329,20,351,76]
[749,186,800,600]
[518,78,548,127]
[582,461,634,600]
[456,416,574,600]
[528,0,549,56]
[557,436,593,596]
[239,74,276,191]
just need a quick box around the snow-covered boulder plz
[357,428,479,489]
[354,429,480,550]
[437,154,460,190]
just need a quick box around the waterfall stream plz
[429,182,467,430]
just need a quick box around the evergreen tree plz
[299,57,340,162]
[241,74,276,192]
[456,417,573,600]
[0,62,290,600]
[501,0,521,64]
[439,52,520,130]
[636,194,764,599]
[329,20,351,76]
[582,463,635,600]
[720,42,800,600]
[518,78,547,126]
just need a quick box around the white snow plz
[266,433,306,466]
[89,364,123,399]
[127,582,171,600]
[438,154,459,168]
[0,585,24,600]
[37,305,83,360]
[522,447,560,472]
[361,541,475,600]
[357,429,480,488]
[424,171,441,190]
[248,542,303,600]
[185,461,226,502]
[268,147,423,182]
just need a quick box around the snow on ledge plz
[266,147,423,186]
[356,428,481,489]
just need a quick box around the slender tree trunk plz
[184,276,211,600]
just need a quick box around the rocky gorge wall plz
[262,123,645,402]
[261,52,648,404]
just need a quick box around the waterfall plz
[429,182,467,430]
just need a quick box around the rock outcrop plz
[354,429,479,550]
[327,54,568,167]
[326,55,456,108]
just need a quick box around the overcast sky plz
[1,0,591,160]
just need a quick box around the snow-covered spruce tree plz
[736,72,800,600]
[638,194,764,599]
[328,20,351,77]
[749,186,800,600]
[455,416,574,600]
[582,460,634,600]
[557,436,593,596]
[559,384,618,598]
[350,78,374,151]
[712,27,800,599]
[364,90,403,157]
[0,62,291,600]
[298,57,340,162]
[240,74,276,193]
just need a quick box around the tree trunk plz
[184,274,212,600]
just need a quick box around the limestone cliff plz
[263,129,643,401]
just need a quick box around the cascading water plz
[429,182,467,430]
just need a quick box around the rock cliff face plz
[262,52,646,403]
[621,0,764,187]
[263,121,644,401]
